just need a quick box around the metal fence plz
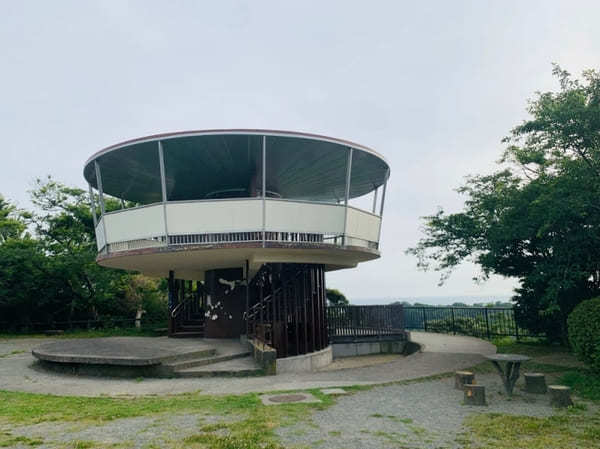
[0,317,167,334]
[327,305,405,342]
[403,306,536,339]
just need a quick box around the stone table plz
[485,353,531,397]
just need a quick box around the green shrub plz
[567,297,600,372]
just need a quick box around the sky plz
[1,1,600,303]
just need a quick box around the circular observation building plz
[84,129,390,359]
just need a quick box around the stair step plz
[179,325,204,331]
[165,351,251,371]
[158,348,216,364]
[170,331,205,338]
[174,356,263,378]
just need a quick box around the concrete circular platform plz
[0,332,496,397]
[30,337,258,378]
[32,337,215,366]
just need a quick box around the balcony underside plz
[97,242,379,280]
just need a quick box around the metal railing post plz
[88,183,97,228]
[158,141,169,244]
[94,161,109,253]
[343,147,353,246]
[262,136,266,248]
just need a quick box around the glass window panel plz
[94,141,163,205]
[265,135,348,203]
[163,134,262,201]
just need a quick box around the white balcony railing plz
[95,198,381,254]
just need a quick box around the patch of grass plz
[381,415,413,424]
[0,389,335,449]
[0,350,25,358]
[70,441,96,449]
[199,423,229,433]
[0,390,257,425]
[560,370,600,401]
[462,411,600,449]
[369,413,384,418]
[328,430,341,437]
[181,432,283,449]
[493,338,570,358]
[0,431,43,447]
[65,441,134,449]
[406,424,427,435]
[372,430,406,445]
[175,396,333,449]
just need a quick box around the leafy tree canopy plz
[0,195,28,242]
[0,177,166,330]
[326,288,349,305]
[408,66,600,341]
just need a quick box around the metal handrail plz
[170,293,198,319]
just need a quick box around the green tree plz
[29,176,134,322]
[326,288,349,305]
[408,66,600,342]
[0,195,27,242]
[0,179,167,330]
[0,238,57,328]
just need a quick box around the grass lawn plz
[0,389,341,449]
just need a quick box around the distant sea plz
[351,295,513,306]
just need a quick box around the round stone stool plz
[524,373,547,394]
[548,385,573,408]
[455,370,475,390]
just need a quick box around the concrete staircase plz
[160,345,263,377]
[171,316,205,338]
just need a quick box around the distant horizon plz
[350,294,513,306]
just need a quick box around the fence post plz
[484,308,491,339]
[514,309,520,341]
[422,307,427,332]
[451,308,456,335]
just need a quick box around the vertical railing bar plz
[261,135,266,248]
[88,183,98,228]
[158,141,169,242]
[343,147,353,246]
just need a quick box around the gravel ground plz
[2,373,565,449]
[3,412,237,449]
[0,333,495,396]
[277,374,559,449]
